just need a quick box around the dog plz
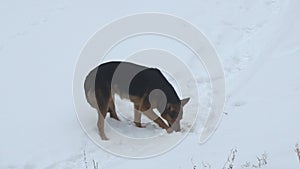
[84,61,190,140]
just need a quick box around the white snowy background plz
[1,0,300,168]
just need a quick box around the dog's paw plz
[166,128,173,133]
[100,134,109,141]
[134,122,146,128]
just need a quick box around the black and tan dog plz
[84,61,190,140]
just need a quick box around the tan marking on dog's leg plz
[143,109,172,133]
[87,90,97,109]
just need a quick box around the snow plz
[1,0,300,168]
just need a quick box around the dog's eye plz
[169,111,178,118]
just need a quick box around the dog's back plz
[84,61,179,109]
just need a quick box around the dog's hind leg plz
[97,108,108,140]
[95,88,110,140]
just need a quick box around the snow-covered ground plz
[1,0,300,168]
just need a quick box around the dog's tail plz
[84,67,98,108]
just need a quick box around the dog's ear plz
[181,97,190,107]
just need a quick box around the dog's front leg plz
[134,109,145,128]
[143,109,173,133]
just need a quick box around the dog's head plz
[161,97,190,132]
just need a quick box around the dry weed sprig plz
[202,161,211,169]
[295,143,300,164]
[83,150,100,169]
[93,159,99,169]
[241,152,267,168]
[83,150,88,169]
[223,148,238,169]
[191,158,197,169]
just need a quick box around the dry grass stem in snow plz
[295,143,300,164]
[93,159,99,169]
[202,161,211,169]
[191,158,197,169]
[83,150,100,169]
[83,150,88,169]
[241,152,268,168]
[223,149,238,169]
